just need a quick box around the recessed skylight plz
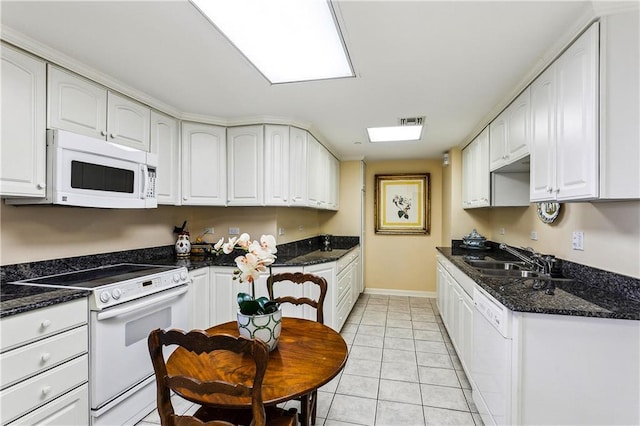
[367,125,423,143]
[191,0,354,84]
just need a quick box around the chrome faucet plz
[499,244,559,275]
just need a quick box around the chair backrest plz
[267,272,328,324]
[148,328,270,426]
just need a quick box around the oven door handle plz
[96,286,188,321]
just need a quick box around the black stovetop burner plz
[16,263,176,289]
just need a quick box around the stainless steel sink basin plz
[464,259,527,270]
[477,269,541,278]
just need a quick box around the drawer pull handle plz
[41,353,51,363]
[41,386,52,396]
[41,319,52,329]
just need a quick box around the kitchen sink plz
[464,259,527,270]
[476,269,541,278]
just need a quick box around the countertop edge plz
[436,247,640,321]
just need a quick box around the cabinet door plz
[306,134,322,208]
[530,65,557,202]
[436,261,447,316]
[328,154,340,210]
[289,127,308,206]
[506,87,531,163]
[304,262,337,330]
[150,111,180,205]
[489,112,507,171]
[106,91,150,151]
[459,291,474,377]
[188,268,210,330]
[47,65,107,139]
[476,127,491,206]
[181,122,226,205]
[462,143,473,208]
[555,22,599,201]
[210,267,236,326]
[264,125,290,206]
[0,44,46,198]
[227,125,264,206]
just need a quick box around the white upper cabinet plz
[530,65,557,201]
[48,65,151,151]
[150,110,180,205]
[289,126,308,207]
[306,134,322,208]
[490,87,531,172]
[264,125,290,206]
[47,65,107,140]
[227,125,264,206]
[599,11,639,200]
[181,122,226,205]
[554,23,599,201]
[328,154,340,211]
[106,91,150,151]
[0,43,46,198]
[462,127,490,208]
[530,22,599,202]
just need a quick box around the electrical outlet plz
[298,225,304,231]
[278,227,285,236]
[204,227,214,234]
[228,227,240,235]
[530,231,538,241]
[499,228,505,235]
[572,231,584,250]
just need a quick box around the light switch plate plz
[572,231,584,250]
[229,227,240,235]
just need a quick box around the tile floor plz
[138,294,483,426]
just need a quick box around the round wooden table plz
[166,317,348,409]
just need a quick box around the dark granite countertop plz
[1,236,359,318]
[437,243,640,321]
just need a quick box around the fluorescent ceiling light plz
[191,0,354,84]
[367,126,423,143]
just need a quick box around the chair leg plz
[299,394,312,426]
[310,390,318,425]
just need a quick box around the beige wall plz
[0,203,320,265]
[443,152,640,279]
[319,161,362,237]
[364,159,443,295]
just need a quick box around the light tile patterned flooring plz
[138,294,483,426]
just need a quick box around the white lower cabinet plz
[193,247,362,332]
[436,255,474,380]
[0,298,89,425]
[188,267,211,330]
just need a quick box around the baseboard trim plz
[363,288,436,298]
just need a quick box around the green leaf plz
[256,297,270,310]
[397,210,404,218]
[263,301,279,314]
[237,292,253,306]
[239,300,261,315]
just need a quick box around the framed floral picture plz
[374,173,430,235]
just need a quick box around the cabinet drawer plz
[1,325,87,389]
[336,268,352,302]
[335,291,352,331]
[1,298,87,352]
[0,355,88,424]
[7,383,88,426]
[337,249,358,273]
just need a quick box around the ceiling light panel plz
[367,125,423,143]
[191,0,354,84]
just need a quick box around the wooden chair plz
[148,328,297,426]
[266,272,328,426]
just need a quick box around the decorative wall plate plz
[536,202,561,224]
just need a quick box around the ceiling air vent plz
[399,117,424,126]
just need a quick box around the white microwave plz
[7,129,157,209]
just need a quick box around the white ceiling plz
[1,0,595,161]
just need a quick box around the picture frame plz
[374,173,430,235]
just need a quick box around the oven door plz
[90,285,188,409]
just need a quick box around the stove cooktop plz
[16,264,178,289]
